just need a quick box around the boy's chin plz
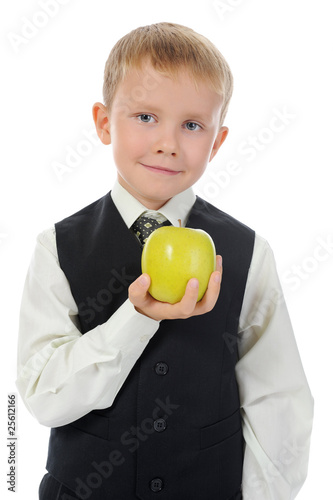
[135,187,177,209]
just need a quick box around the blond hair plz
[103,22,233,127]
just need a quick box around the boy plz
[16,23,313,499]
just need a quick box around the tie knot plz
[132,214,171,246]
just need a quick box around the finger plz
[215,254,223,274]
[212,254,223,286]
[203,255,223,296]
[175,278,200,317]
[193,256,222,315]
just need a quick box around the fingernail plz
[139,275,149,286]
[217,255,222,267]
[214,272,221,284]
[190,279,199,289]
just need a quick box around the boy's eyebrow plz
[125,101,216,123]
[185,112,216,123]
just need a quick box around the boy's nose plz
[153,127,179,156]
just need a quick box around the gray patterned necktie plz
[131,215,171,246]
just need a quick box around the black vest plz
[47,193,255,500]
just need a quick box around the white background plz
[1,0,332,498]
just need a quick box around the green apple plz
[141,221,216,304]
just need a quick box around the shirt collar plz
[111,180,196,228]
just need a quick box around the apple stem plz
[178,219,182,227]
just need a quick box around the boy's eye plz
[185,122,201,131]
[138,114,155,123]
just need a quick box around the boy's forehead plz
[121,60,189,90]
[114,61,223,112]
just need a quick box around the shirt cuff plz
[95,298,160,356]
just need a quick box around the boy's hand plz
[128,255,222,321]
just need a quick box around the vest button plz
[150,478,163,492]
[154,362,169,375]
[153,418,167,432]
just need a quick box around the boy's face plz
[93,61,228,210]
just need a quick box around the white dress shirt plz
[16,181,313,499]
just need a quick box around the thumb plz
[128,273,151,306]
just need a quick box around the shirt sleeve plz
[16,227,160,428]
[236,235,314,499]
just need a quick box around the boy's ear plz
[92,102,111,145]
[209,126,229,162]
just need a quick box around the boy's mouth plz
[140,163,181,176]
